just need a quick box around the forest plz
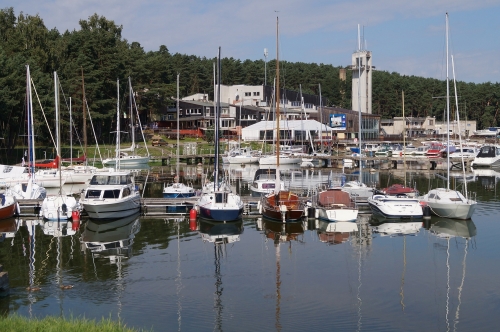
[1,7,499,151]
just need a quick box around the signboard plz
[330,114,346,130]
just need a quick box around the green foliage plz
[1,6,499,155]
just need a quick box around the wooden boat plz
[260,17,304,223]
[0,194,17,220]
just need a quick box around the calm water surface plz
[1,164,499,331]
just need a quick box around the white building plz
[241,120,335,142]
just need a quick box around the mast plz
[319,84,323,150]
[26,65,35,176]
[214,47,221,192]
[81,68,87,164]
[129,77,135,155]
[54,72,62,194]
[116,79,120,171]
[69,97,72,164]
[446,13,450,190]
[176,73,180,180]
[276,16,280,167]
[357,24,362,183]
[403,90,407,186]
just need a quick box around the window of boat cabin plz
[122,187,131,198]
[90,175,108,185]
[215,192,227,203]
[103,189,121,199]
[85,190,101,198]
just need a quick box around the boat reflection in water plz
[196,219,244,332]
[0,217,21,243]
[256,217,305,331]
[316,219,358,245]
[81,212,141,259]
[370,216,421,237]
[426,217,476,331]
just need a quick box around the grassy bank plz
[0,314,148,332]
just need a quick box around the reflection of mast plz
[400,235,406,312]
[214,244,223,331]
[454,239,468,331]
[445,237,450,332]
[176,220,183,331]
[275,238,282,332]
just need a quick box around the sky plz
[7,0,500,84]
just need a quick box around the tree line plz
[1,7,499,152]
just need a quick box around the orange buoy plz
[189,219,197,231]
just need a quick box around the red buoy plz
[72,220,80,231]
[190,208,197,220]
[72,210,80,222]
[189,219,197,231]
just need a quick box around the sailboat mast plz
[129,77,135,155]
[319,84,323,149]
[81,68,87,164]
[54,72,62,193]
[276,16,280,167]
[446,13,450,190]
[357,24,362,183]
[116,79,120,171]
[176,73,180,179]
[70,97,72,164]
[214,47,221,191]
[403,90,407,186]
[26,66,35,176]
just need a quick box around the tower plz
[351,27,373,114]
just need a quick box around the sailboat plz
[260,17,305,223]
[40,72,80,221]
[419,13,477,220]
[195,47,244,222]
[5,65,47,200]
[81,79,142,220]
[102,77,150,167]
[163,74,196,198]
[367,91,423,219]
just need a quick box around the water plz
[1,164,500,331]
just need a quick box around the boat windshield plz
[90,175,131,185]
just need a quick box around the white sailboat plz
[163,74,196,198]
[103,77,150,166]
[40,72,79,221]
[81,79,141,220]
[419,13,477,220]
[195,47,244,222]
[5,65,46,200]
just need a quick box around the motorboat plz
[450,147,479,160]
[426,142,444,158]
[471,145,500,168]
[314,189,358,222]
[378,184,418,198]
[80,169,141,220]
[163,181,196,198]
[249,168,285,197]
[368,194,423,219]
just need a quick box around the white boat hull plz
[419,188,477,220]
[259,155,301,165]
[40,195,79,220]
[368,195,423,219]
[83,194,141,219]
[316,206,358,222]
[103,155,150,166]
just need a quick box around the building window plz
[348,120,353,128]
[245,92,251,96]
[429,119,434,125]
[253,92,260,96]
[168,114,174,120]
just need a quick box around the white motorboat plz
[341,180,374,201]
[368,194,423,219]
[81,169,141,220]
[471,145,500,167]
[259,154,301,165]
[413,145,431,157]
[249,168,285,197]
[314,189,358,222]
[472,127,500,137]
[40,195,79,220]
[450,147,479,160]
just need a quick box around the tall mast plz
[403,90,406,186]
[129,76,135,155]
[116,78,120,171]
[176,73,180,180]
[446,13,450,190]
[276,16,280,167]
[357,24,362,183]
[70,97,72,164]
[81,68,87,164]
[214,47,221,192]
[54,72,62,193]
[26,65,35,176]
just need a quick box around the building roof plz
[242,119,336,132]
